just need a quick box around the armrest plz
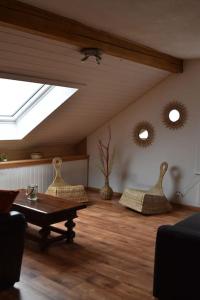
[0,211,26,289]
[157,224,200,242]
[154,224,200,299]
[0,211,26,233]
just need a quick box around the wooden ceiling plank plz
[0,0,183,73]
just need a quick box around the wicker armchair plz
[46,157,88,203]
[119,162,171,215]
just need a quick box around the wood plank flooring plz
[0,192,195,300]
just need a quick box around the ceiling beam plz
[0,0,183,73]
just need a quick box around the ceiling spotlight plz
[80,48,102,64]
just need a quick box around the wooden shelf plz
[0,155,89,169]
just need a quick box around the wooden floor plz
[0,192,195,300]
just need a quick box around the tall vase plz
[100,177,113,200]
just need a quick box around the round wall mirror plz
[162,101,187,129]
[169,109,180,122]
[133,121,154,147]
[139,129,149,140]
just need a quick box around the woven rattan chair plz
[119,162,171,215]
[46,157,88,203]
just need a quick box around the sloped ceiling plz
[1,0,200,150]
[0,25,169,149]
[20,0,200,59]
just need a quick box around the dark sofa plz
[0,211,26,290]
[153,213,200,300]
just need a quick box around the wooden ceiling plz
[0,0,182,73]
[0,25,169,149]
[0,0,185,150]
[19,0,200,60]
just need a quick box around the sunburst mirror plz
[162,101,187,129]
[133,121,155,147]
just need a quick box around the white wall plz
[87,60,200,207]
[0,159,87,192]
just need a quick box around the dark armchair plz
[153,213,200,300]
[0,211,26,290]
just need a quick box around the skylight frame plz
[0,79,45,117]
[0,84,45,118]
[0,78,78,140]
[0,84,52,122]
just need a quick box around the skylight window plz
[0,78,78,140]
[0,79,43,117]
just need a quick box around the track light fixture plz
[80,48,102,64]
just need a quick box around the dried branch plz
[98,143,106,174]
[97,126,114,179]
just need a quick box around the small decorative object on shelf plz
[30,152,43,159]
[26,184,38,201]
[98,127,115,200]
[0,153,7,162]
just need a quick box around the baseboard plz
[171,201,200,212]
[87,187,200,211]
[86,186,122,197]
[86,186,99,193]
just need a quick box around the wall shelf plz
[0,155,89,169]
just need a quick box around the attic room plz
[0,0,200,299]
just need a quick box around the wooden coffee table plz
[13,190,87,250]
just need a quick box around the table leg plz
[39,226,51,251]
[65,212,77,243]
